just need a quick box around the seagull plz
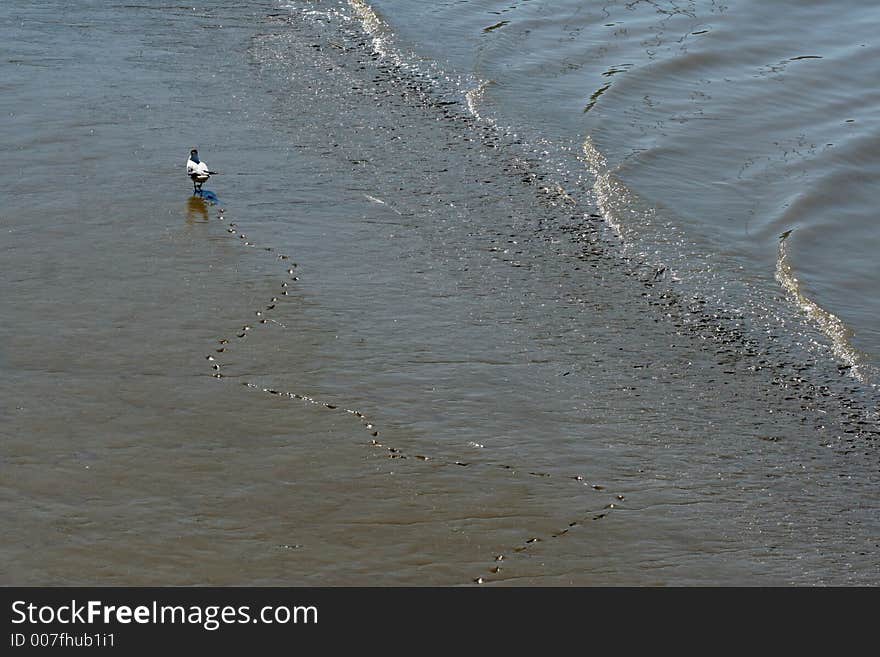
[186,148,217,194]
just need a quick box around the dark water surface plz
[1,1,878,585]
[369,0,880,376]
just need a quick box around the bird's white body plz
[187,157,210,184]
[187,149,217,195]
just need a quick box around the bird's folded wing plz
[186,161,210,175]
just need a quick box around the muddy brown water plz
[1,1,877,585]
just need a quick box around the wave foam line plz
[582,135,666,257]
[776,232,866,382]
[349,0,392,58]
[465,79,495,124]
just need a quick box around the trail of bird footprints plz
[203,205,622,585]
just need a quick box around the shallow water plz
[367,0,880,377]
[1,0,878,586]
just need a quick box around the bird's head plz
[190,148,200,163]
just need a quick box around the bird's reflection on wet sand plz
[186,195,209,223]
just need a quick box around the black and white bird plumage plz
[186,148,217,193]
